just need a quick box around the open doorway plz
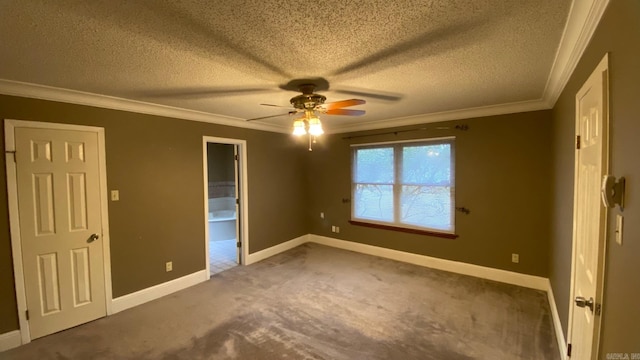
[203,137,248,277]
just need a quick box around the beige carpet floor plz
[0,243,559,359]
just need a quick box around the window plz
[351,138,455,234]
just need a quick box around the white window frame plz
[350,137,455,234]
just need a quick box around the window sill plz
[348,220,459,239]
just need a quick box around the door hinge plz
[6,150,16,162]
[567,343,572,357]
[576,135,581,150]
[236,241,241,248]
[595,303,602,316]
[25,310,29,321]
[234,154,238,161]
[236,198,239,205]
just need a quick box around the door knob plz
[87,233,100,243]
[574,296,594,312]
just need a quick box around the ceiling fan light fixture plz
[292,119,307,136]
[308,116,324,136]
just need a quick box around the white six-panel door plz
[15,127,106,339]
[569,55,609,359]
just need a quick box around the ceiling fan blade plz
[245,111,296,122]
[322,99,366,110]
[325,109,366,116]
[260,103,293,108]
[334,89,402,102]
[139,87,274,98]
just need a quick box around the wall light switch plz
[111,190,120,201]
[615,214,623,245]
[320,212,325,219]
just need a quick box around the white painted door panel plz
[569,56,608,359]
[16,128,106,339]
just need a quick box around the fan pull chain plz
[308,135,318,151]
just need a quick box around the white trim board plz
[111,270,208,314]
[246,234,548,291]
[543,0,610,107]
[308,234,548,291]
[202,136,250,279]
[0,0,610,136]
[245,234,310,265]
[111,233,308,314]
[547,280,568,360]
[4,233,566,354]
[0,79,286,134]
[0,330,21,352]
[246,234,565,355]
[327,99,549,134]
[109,235,564,357]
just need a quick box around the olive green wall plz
[3,4,638,352]
[0,95,310,333]
[549,0,640,354]
[308,111,553,277]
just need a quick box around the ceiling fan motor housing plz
[290,93,326,110]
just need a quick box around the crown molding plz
[327,99,549,134]
[330,0,611,134]
[0,0,609,135]
[542,0,610,107]
[0,79,289,134]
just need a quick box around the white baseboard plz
[3,234,566,355]
[110,234,309,315]
[245,234,309,265]
[0,330,21,352]
[308,234,549,291]
[111,270,208,314]
[547,279,568,360]
[306,235,569,356]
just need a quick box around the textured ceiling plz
[0,0,572,133]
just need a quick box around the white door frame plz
[4,119,113,345]
[202,136,249,279]
[566,53,609,358]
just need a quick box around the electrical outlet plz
[331,225,336,232]
[335,226,340,233]
[111,190,120,201]
[165,261,173,272]
[511,254,519,263]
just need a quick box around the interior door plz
[16,127,106,339]
[569,55,608,359]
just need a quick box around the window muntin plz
[352,138,455,233]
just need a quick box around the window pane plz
[354,184,393,222]
[400,185,452,231]
[402,144,451,185]
[355,148,394,184]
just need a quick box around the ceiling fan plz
[246,80,367,123]
[246,78,370,150]
[139,76,399,142]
